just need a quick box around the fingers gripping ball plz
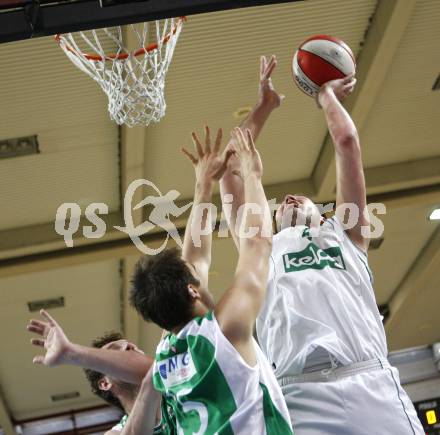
[292,35,356,97]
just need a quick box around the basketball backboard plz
[0,0,303,44]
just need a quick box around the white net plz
[57,18,184,127]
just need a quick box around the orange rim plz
[55,17,186,62]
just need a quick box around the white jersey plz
[256,216,388,378]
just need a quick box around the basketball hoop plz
[56,17,185,127]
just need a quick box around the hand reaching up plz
[27,309,73,366]
[230,128,263,180]
[259,55,285,109]
[182,126,235,185]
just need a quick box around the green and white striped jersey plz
[156,399,177,434]
[111,414,127,432]
[111,399,177,434]
[153,311,293,435]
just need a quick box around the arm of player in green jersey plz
[317,75,369,252]
[215,128,272,366]
[27,309,152,384]
[119,367,161,435]
[181,127,234,288]
[220,55,284,249]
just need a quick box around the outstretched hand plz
[27,309,72,366]
[182,126,235,185]
[259,55,285,109]
[230,128,263,179]
[318,74,357,107]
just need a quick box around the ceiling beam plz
[385,227,440,347]
[1,183,439,278]
[0,212,125,261]
[364,155,440,195]
[0,388,16,435]
[312,0,417,200]
[0,233,170,279]
[364,183,440,210]
[173,177,315,211]
[0,173,438,266]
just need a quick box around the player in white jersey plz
[129,124,292,434]
[220,69,424,433]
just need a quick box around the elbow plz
[336,132,359,152]
[260,235,273,253]
[244,234,273,255]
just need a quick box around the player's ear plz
[98,376,112,392]
[187,284,201,300]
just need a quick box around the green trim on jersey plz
[260,383,295,435]
[116,414,128,429]
[114,401,176,435]
[154,312,293,435]
[154,400,177,435]
[154,332,236,434]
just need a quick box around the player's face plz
[99,339,145,398]
[102,339,145,355]
[275,194,321,229]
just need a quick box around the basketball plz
[292,35,356,97]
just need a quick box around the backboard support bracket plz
[23,0,40,34]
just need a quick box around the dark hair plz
[130,248,200,331]
[83,332,124,411]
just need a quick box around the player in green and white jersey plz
[112,367,176,435]
[27,311,170,434]
[130,122,293,434]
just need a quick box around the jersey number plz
[177,401,208,435]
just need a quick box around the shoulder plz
[272,226,303,252]
[322,215,341,233]
[326,215,368,256]
[157,313,214,354]
[181,312,213,336]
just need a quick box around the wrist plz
[256,99,277,115]
[195,180,213,196]
[65,343,83,365]
[242,171,262,182]
[317,85,334,109]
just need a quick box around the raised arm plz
[220,55,284,248]
[317,75,369,252]
[27,310,152,384]
[216,128,272,366]
[119,367,161,435]
[181,127,234,288]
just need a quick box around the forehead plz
[282,194,312,203]
[102,339,128,350]
[295,195,315,205]
[294,195,310,201]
